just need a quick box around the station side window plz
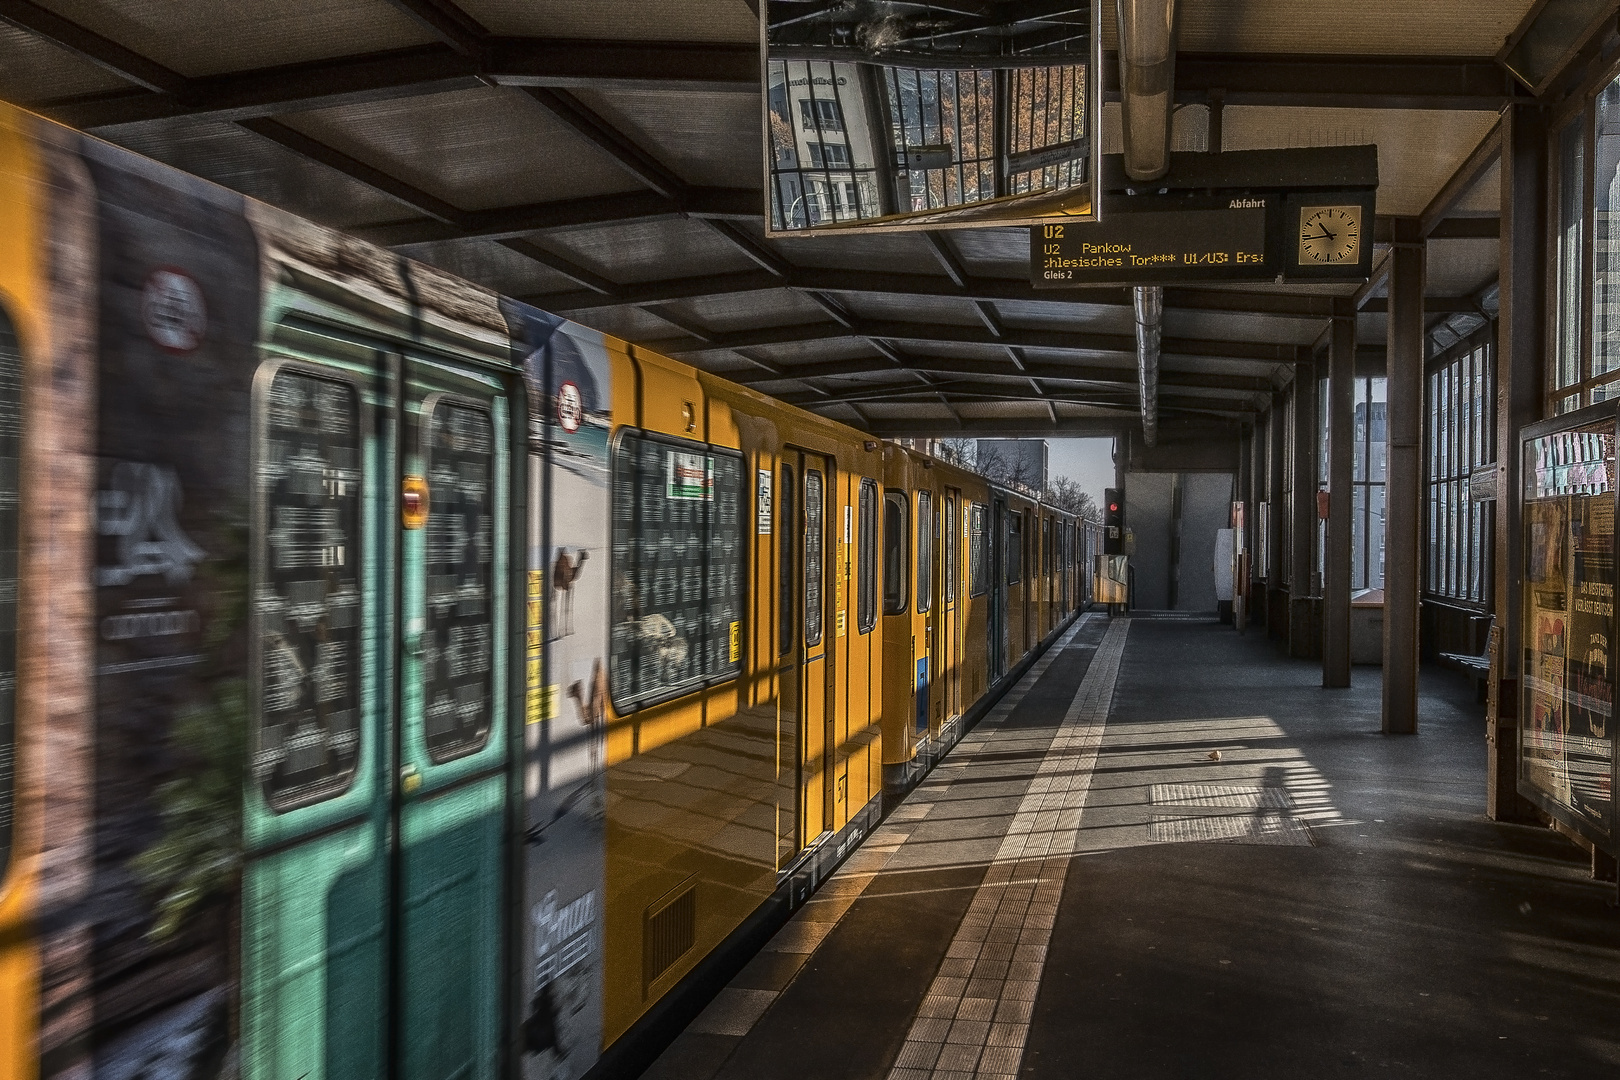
[609,433,745,712]
[916,490,933,614]
[968,502,988,597]
[1007,512,1023,584]
[0,303,18,879]
[883,490,908,615]
[858,479,878,633]
[256,364,365,811]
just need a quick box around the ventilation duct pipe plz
[1115,0,1179,183]
[1134,285,1162,447]
[1117,0,1176,447]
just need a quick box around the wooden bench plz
[1440,619,1494,700]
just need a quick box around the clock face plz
[1298,205,1362,265]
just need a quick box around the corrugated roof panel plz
[540,215,757,283]
[572,89,762,189]
[0,23,132,101]
[458,0,758,43]
[41,0,435,78]
[109,116,407,226]
[1223,107,1500,217]
[1103,0,1534,55]
[282,87,643,211]
[403,238,576,299]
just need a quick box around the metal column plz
[1490,104,1546,819]
[1324,302,1354,687]
[1383,217,1424,733]
[1268,392,1287,633]
[1290,360,1318,657]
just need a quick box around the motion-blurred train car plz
[0,100,1090,1080]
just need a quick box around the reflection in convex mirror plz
[763,0,1100,235]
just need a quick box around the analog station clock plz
[1297,205,1362,265]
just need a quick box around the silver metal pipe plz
[1133,285,1162,447]
[1115,0,1179,182]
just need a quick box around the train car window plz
[422,397,495,761]
[882,491,908,615]
[916,491,933,614]
[805,469,823,646]
[968,503,987,598]
[609,432,745,711]
[858,479,878,633]
[256,366,365,810]
[1007,513,1023,584]
[0,304,18,878]
[779,467,794,655]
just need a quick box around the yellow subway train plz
[0,99,1098,1080]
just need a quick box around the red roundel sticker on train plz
[142,267,207,353]
[557,381,583,433]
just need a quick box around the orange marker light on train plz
[402,475,429,529]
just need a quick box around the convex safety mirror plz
[762,0,1101,235]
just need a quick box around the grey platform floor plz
[639,615,1620,1080]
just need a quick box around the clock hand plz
[1303,229,1336,242]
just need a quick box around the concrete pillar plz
[1490,105,1547,821]
[1324,302,1354,687]
[1268,391,1286,634]
[1290,360,1319,657]
[1383,218,1425,734]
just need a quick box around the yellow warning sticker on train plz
[401,475,429,529]
[729,621,740,662]
[527,683,559,725]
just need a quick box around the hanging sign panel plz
[1032,203,1270,286]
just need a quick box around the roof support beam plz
[1419,120,1504,237]
[531,269,1341,318]
[34,37,760,132]
[1103,51,1522,109]
[726,355,1273,393]
[643,318,1306,365]
[354,187,759,247]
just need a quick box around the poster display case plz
[1520,405,1617,853]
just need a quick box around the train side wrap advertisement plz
[1032,204,1269,286]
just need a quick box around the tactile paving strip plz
[888,617,1129,1080]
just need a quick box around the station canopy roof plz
[0,0,1534,442]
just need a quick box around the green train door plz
[244,349,510,1080]
[394,356,509,1080]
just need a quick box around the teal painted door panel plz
[243,325,511,1080]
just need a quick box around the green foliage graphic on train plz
[82,137,260,1080]
[508,301,610,1080]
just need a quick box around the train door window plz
[779,467,795,654]
[858,479,878,633]
[916,491,933,614]
[0,304,18,880]
[945,497,957,604]
[609,432,745,710]
[1007,512,1023,584]
[882,490,908,615]
[1043,518,1052,577]
[421,396,495,761]
[805,469,823,645]
[255,364,365,810]
[969,502,987,597]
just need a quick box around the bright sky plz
[1046,438,1116,503]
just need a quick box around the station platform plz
[642,613,1620,1080]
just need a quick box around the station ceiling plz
[0,0,1530,441]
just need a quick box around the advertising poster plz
[1522,424,1616,845]
[504,302,611,1080]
